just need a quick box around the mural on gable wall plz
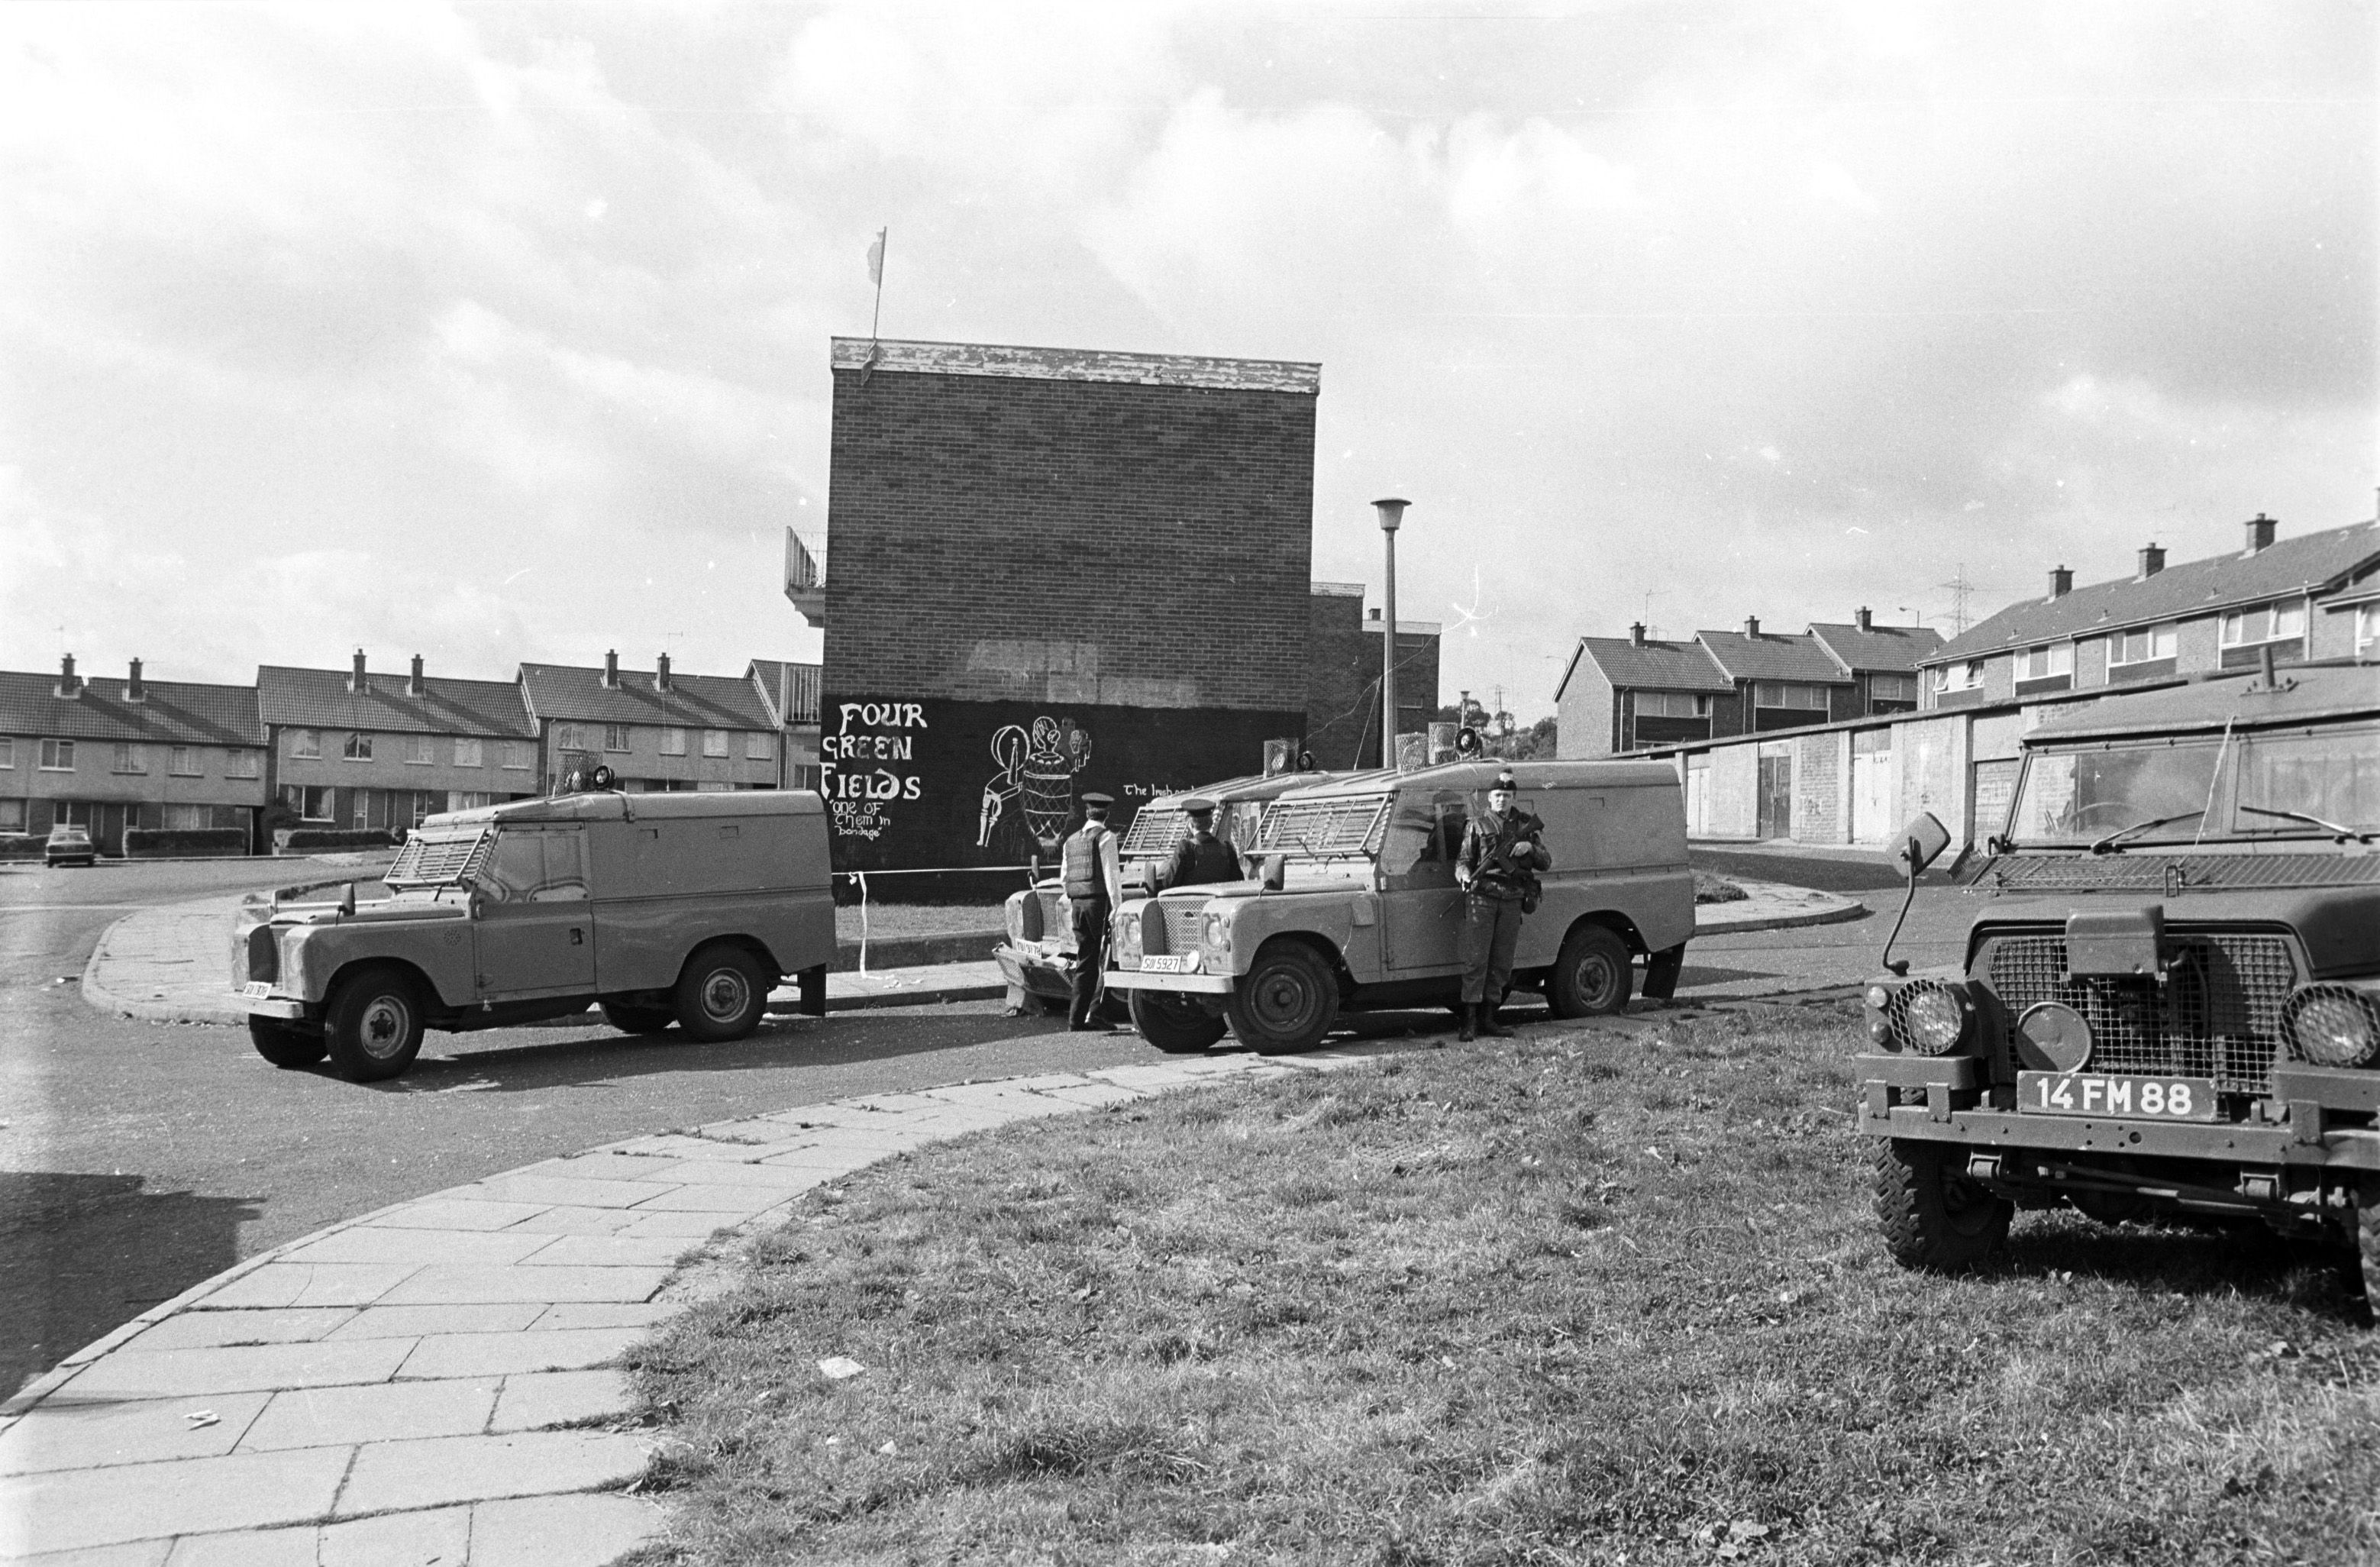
[979,715,1093,856]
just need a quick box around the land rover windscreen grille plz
[386,830,492,887]
[1984,932,2298,1092]
[1258,795,1390,857]
[1121,809,1186,858]
[1984,855,2380,893]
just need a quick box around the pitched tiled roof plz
[746,660,822,725]
[256,667,535,738]
[1807,622,1946,675]
[1695,630,1851,685]
[0,673,264,747]
[520,664,773,730]
[1559,637,1735,700]
[1932,519,2380,664]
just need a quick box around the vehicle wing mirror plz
[1258,853,1287,891]
[1891,813,1950,880]
[469,893,484,920]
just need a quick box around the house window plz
[0,799,23,833]
[163,803,211,831]
[554,723,585,752]
[660,727,686,756]
[447,790,494,811]
[702,730,730,758]
[2015,644,2074,681]
[2220,600,2309,646]
[170,747,203,777]
[746,732,773,761]
[405,735,434,764]
[1867,673,1917,704]
[0,738,11,769]
[603,724,631,753]
[454,738,483,767]
[1936,661,1986,693]
[299,786,334,822]
[39,738,75,771]
[1752,683,1828,709]
[341,733,373,761]
[290,729,321,759]
[112,744,146,774]
[2108,624,2178,665]
[501,742,533,771]
[227,751,260,779]
[2359,604,2380,654]
[1636,692,1709,719]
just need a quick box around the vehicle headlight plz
[1892,981,1972,1055]
[1203,913,1228,948]
[1118,913,1141,958]
[2284,986,2380,1068]
[1004,894,1025,945]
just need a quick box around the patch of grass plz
[1694,873,1749,904]
[624,1006,2380,1565]
[835,900,1005,942]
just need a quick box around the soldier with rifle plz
[1454,769,1552,1041]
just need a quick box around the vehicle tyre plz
[1225,942,1339,1055]
[1873,1138,2011,1272]
[599,1000,676,1036]
[675,945,769,1042]
[1548,923,1632,1018]
[1130,989,1226,1054]
[248,1016,326,1069]
[323,965,426,1083]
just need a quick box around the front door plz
[472,825,596,1000]
[1850,736,1892,844]
[1757,755,1793,840]
[1381,790,1468,971]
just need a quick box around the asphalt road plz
[0,855,1978,1401]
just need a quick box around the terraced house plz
[257,653,541,835]
[521,654,780,793]
[0,656,268,854]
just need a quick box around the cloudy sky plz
[2,2,2370,719]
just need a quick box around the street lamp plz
[1374,497,1409,768]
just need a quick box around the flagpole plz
[869,228,887,342]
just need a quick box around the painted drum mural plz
[821,696,1304,875]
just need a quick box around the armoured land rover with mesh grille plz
[993,772,1327,1016]
[232,790,834,1082]
[1103,758,1696,1054]
[1856,661,2380,1307]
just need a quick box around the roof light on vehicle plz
[1892,982,1971,1055]
[2283,986,2379,1068]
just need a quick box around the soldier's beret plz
[1493,771,1518,791]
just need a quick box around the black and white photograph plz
[2,2,2375,1561]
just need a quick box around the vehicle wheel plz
[1224,942,1339,1055]
[1548,924,1632,1018]
[1130,989,1227,1054]
[599,1000,676,1036]
[675,945,769,1042]
[248,1016,326,1069]
[1873,1138,2011,1272]
[324,966,425,1083]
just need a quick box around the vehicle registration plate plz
[240,981,273,1000]
[2017,1071,2218,1122]
[1138,954,1199,974]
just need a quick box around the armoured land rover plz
[993,771,1329,1016]
[234,790,835,1082]
[1855,661,2380,1305]
[1104,758,1697,1053]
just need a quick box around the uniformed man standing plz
[1162,796,1241,889]
[1061,793,1125,1032]
[1455,769,1550,1041]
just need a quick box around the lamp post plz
[1374,497,1409,768]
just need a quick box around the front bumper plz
[993,942,1077,1001]
[1103,964,1235,995]
[234,990,309,1021]
[1852,1054,2380,1173]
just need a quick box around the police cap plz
[1082,792,1116,814]
[1180,795,1218,816]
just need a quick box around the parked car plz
[232,790,835,1081]
[1104,758,1697,1053]
[1851,661,2380,1307]
[44,826,96,868]
[992,770,1330,1017]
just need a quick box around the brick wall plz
[823,365,1316,712]
[1306,590,1372,767]
[1556,661,1616,759]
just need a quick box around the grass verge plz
[624,1004,2380,1565]
[836,901,1005,943]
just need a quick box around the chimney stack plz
[2244,512,2277,554]
[1743,615,1761,638]
[55,653,81,699]
[2048,564,2072,600]
[2136,543,2165,580]
[1855,607,1873,632]
[602,650,620,689]
[408,654,425,697]
[655,652,673,693]
[1629,622,1646,647]
[126,657,145,703]
[348,648,367,693]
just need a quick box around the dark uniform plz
[1164,798,1240,889]
[1455,772,1549,1039]
[1061,794,1121,1030]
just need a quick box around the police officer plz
[1455,769,1550,1041]
[1061,793,1124,1032]
[1163,796,1240,889]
